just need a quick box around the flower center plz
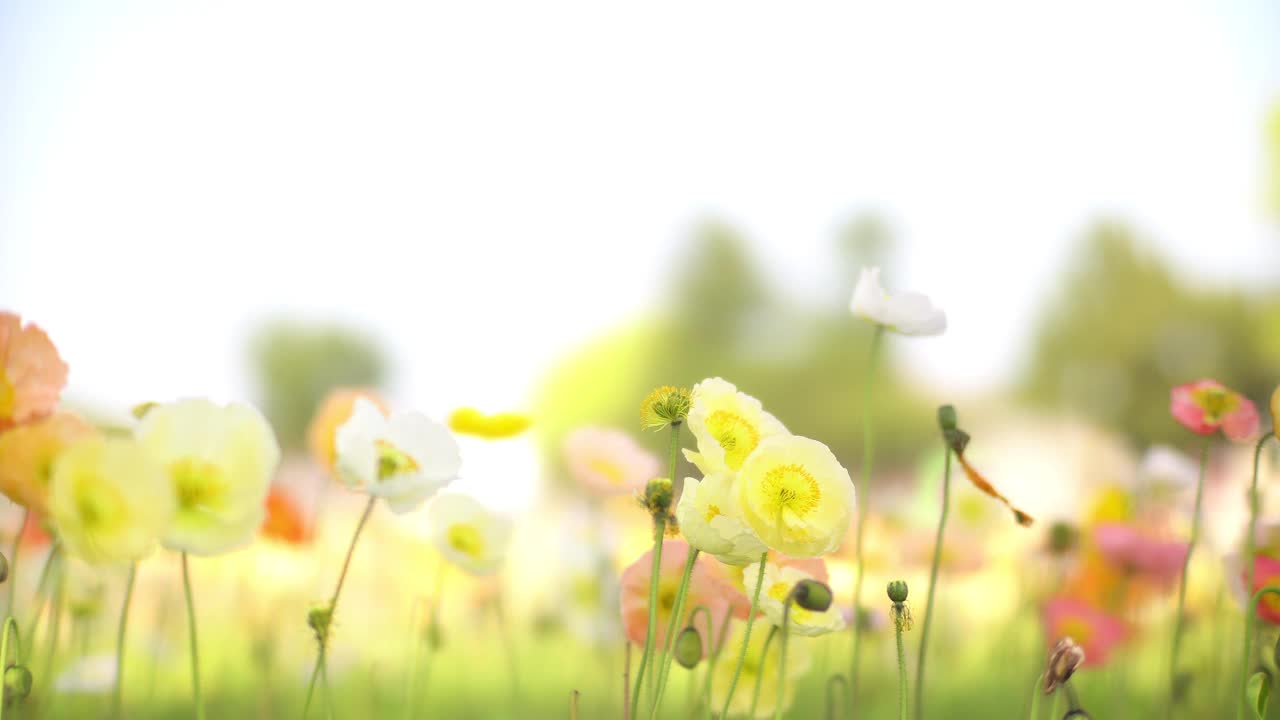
[447,523,485,559]
[1059,618,1093,645]
[761,463,821,517]
[375,439,419,481]
[704,503,722,523]
[588,458,626,485]
[171,458,226,512]
[1193,386,1239,422]
[74,473,124,530]
[705,410,760,470]
[0,370,14,419]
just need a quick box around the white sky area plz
[1,1,1277,452]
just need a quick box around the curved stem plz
[895,607,908,720]
[826,675,849,720]
[650,545,699,719]
[181,553,205,720]
[303,496,377,720]
[915,446,951,720]
[850,325,883,709]
[748,625,780,719]
[1169,440,1209,716]
[773,598,793,720]
[1238,435,1275,720]
[112,562,138,719]
[702,606,734,720]
[718,553,768,720]
[1241,585,1280,720]
[5,510,28,617]
[0,616,23,720]
[629,514,667,720]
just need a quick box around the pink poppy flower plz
[0,312,68,431]
[619,540,730,655]
[563,427,660,497]
[1246,555,1280,625]
[704,552,828,619]
[1170,379,1259,441]
[1093,523,1188,587]
[1042,597,1126,666]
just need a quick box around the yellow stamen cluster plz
[640,386,692,431]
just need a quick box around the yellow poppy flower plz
[0,412,97,513]
[735,435,854,557]
[685,378,787,476]
[447,407,532,439]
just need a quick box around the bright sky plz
[2,0,1278,425]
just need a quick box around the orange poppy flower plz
[0,312,68,431]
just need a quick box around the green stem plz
[702,606,733,720]
[0,616,23,720]
[915,446,952,720]
[1238,435,1275,720]
[718,553,768,720]
[112,562,138,720]
[303,496,377,720]
[827,675,849,720]
[181,553,205,720]
[5,510,28,617]
[22,543,61,658]
[773,597,794,720]
[404,563,446,720]
[851,325,883,709]
[1169,440,1209,716]
[1064,681,1084,713]
[895,606,908,720]
[650,545,699,719]
[748,625,780,719]
[629,514,667,720]
[1027,674,1045,720]
[1242,585,1280,719]
[38,557,64,697]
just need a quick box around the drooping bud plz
[937,405,958,432]
[307,604,333,644]
[1044,637,1086,694]
[674,626,703,669]
[0,552,8,584]
[886,580,909,604]
[3,665,32,702]
[640,386,692,431]
[642,477,674,518]
[792,579,834,612]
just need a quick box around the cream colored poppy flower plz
[675,474,766,566]
[335,399,461,513]
[685,378,787,476]
[744,558,844,636]
[735,435,854,557]
[426,493,512,575]
[849,267,946,336]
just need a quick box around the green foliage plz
[1020,220,1280,446]
[248,320,388,450]
[1247,671,1271,720]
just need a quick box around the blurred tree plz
[535,217,935,489]
[1019,220,1280,446]
[1268,101,1280,221]
[249,320,388,450]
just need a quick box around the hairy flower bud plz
[1044,637,1086,694]
[643,477,674,518]
[937,405,958,432]
[886,580,909,604]
[307,604,333,643]
[3,665,32,702]
[674,626,703,669]
[792,579,834,612]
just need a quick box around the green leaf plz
[1247,671,1272,720]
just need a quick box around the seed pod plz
[937,405,958,432]
[674,626,703,669]
[886,580,909,604]
[792,579,834,612]
[3,665,32,702]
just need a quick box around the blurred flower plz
[744,557,844,636]
[53,654,117,693]
[335,398,460,513]
[557,547,622,646]
[306,388,388,471]
[0,312,69,431]
[709,621,811,718]
[426,493,513,575]
[64,558,109,622]
[48,437,174,564]
[735,435,854,557]
[619,540,729,653]
[447,407,531,439]
[1042,597,1125,666]
[1170,379,1259,441]
[706,551,828,620]
[1136,445,1199,492]
[0,412,97,514]
[676,473,766,566]
[1092,523,1187,587]
[1246,555,1280,624]
[137,399,281,555]
[898,527,986,574]
[685,378,787,476]
[640,386,692,431]
[260,486,314,546]
[848,267,946,336]
[563,427,659,497]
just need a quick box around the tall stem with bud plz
[851,326,884,706]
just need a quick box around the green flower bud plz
[937,405,958,432]
[3,665,32,702]
[886,580,909,604]
[943,428,970,454]
[1048,521,1079,556]
[307,604,333,640]
[0,552,8,584]
[792,579,833,612]
[643,477,674,518]
[674,626,703,669]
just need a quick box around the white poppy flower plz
[426,493,513,575]
[744,559,845,637]
[675,474,767,566]
[1137,445,1198,491]
[849,267,946,336]
[335,399,461,514]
